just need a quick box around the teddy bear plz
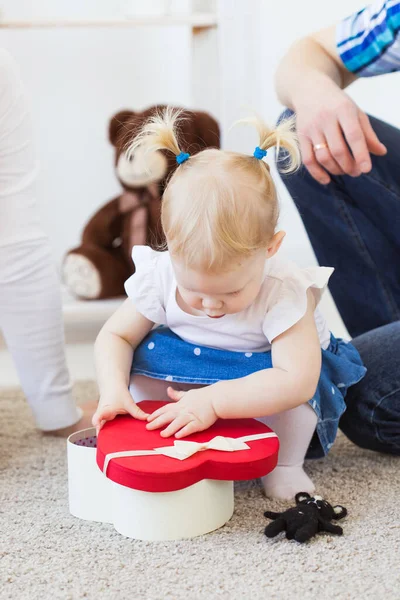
[264,492,348,543]
[63,105,220,300]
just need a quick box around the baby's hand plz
[92,386,148,434]
[146,386,218,438]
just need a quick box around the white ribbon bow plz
[103,432,278,475]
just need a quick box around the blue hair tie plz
[253,146,267,160]
[176,151,190,165]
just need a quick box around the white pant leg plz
[0,49,80,430]
[0,49,43,246]
[258,403,318,467]
[0,240,81,430]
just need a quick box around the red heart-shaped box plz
[68,401,279,540]
[97,401,279,493]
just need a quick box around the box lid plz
[96,401,279,492]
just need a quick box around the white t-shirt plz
[125,246,334,352]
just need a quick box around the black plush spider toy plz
[264,492,347,543]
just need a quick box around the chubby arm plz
[213,290,321,418]
[92,299,154,428]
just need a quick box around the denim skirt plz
[131,327,366,458]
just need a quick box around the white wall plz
[0,6,193,265]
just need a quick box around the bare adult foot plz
[43,400,98,437]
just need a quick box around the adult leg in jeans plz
[0,49,93,432]
[340,321,400,455]
[279,109,400,339]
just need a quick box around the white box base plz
[68,428,234,540]
[111,478,233,541]
[67,428,113,524]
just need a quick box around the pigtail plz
[126,107,186,160]
[236,114,301,174]
[270,115,301,173]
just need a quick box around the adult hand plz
[146,386,218,438]
[294,79,387,184]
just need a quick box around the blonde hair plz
[128,107,300,272]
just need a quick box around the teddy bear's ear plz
[295,492,311,504]
[332,505,348,520]
[109,110,135,145]
[191,111,220,150]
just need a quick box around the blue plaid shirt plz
[337,0,400,76]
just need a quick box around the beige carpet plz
[1,383,399,600]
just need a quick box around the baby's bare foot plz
[43,400,98,438]
[261,466,315,501]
